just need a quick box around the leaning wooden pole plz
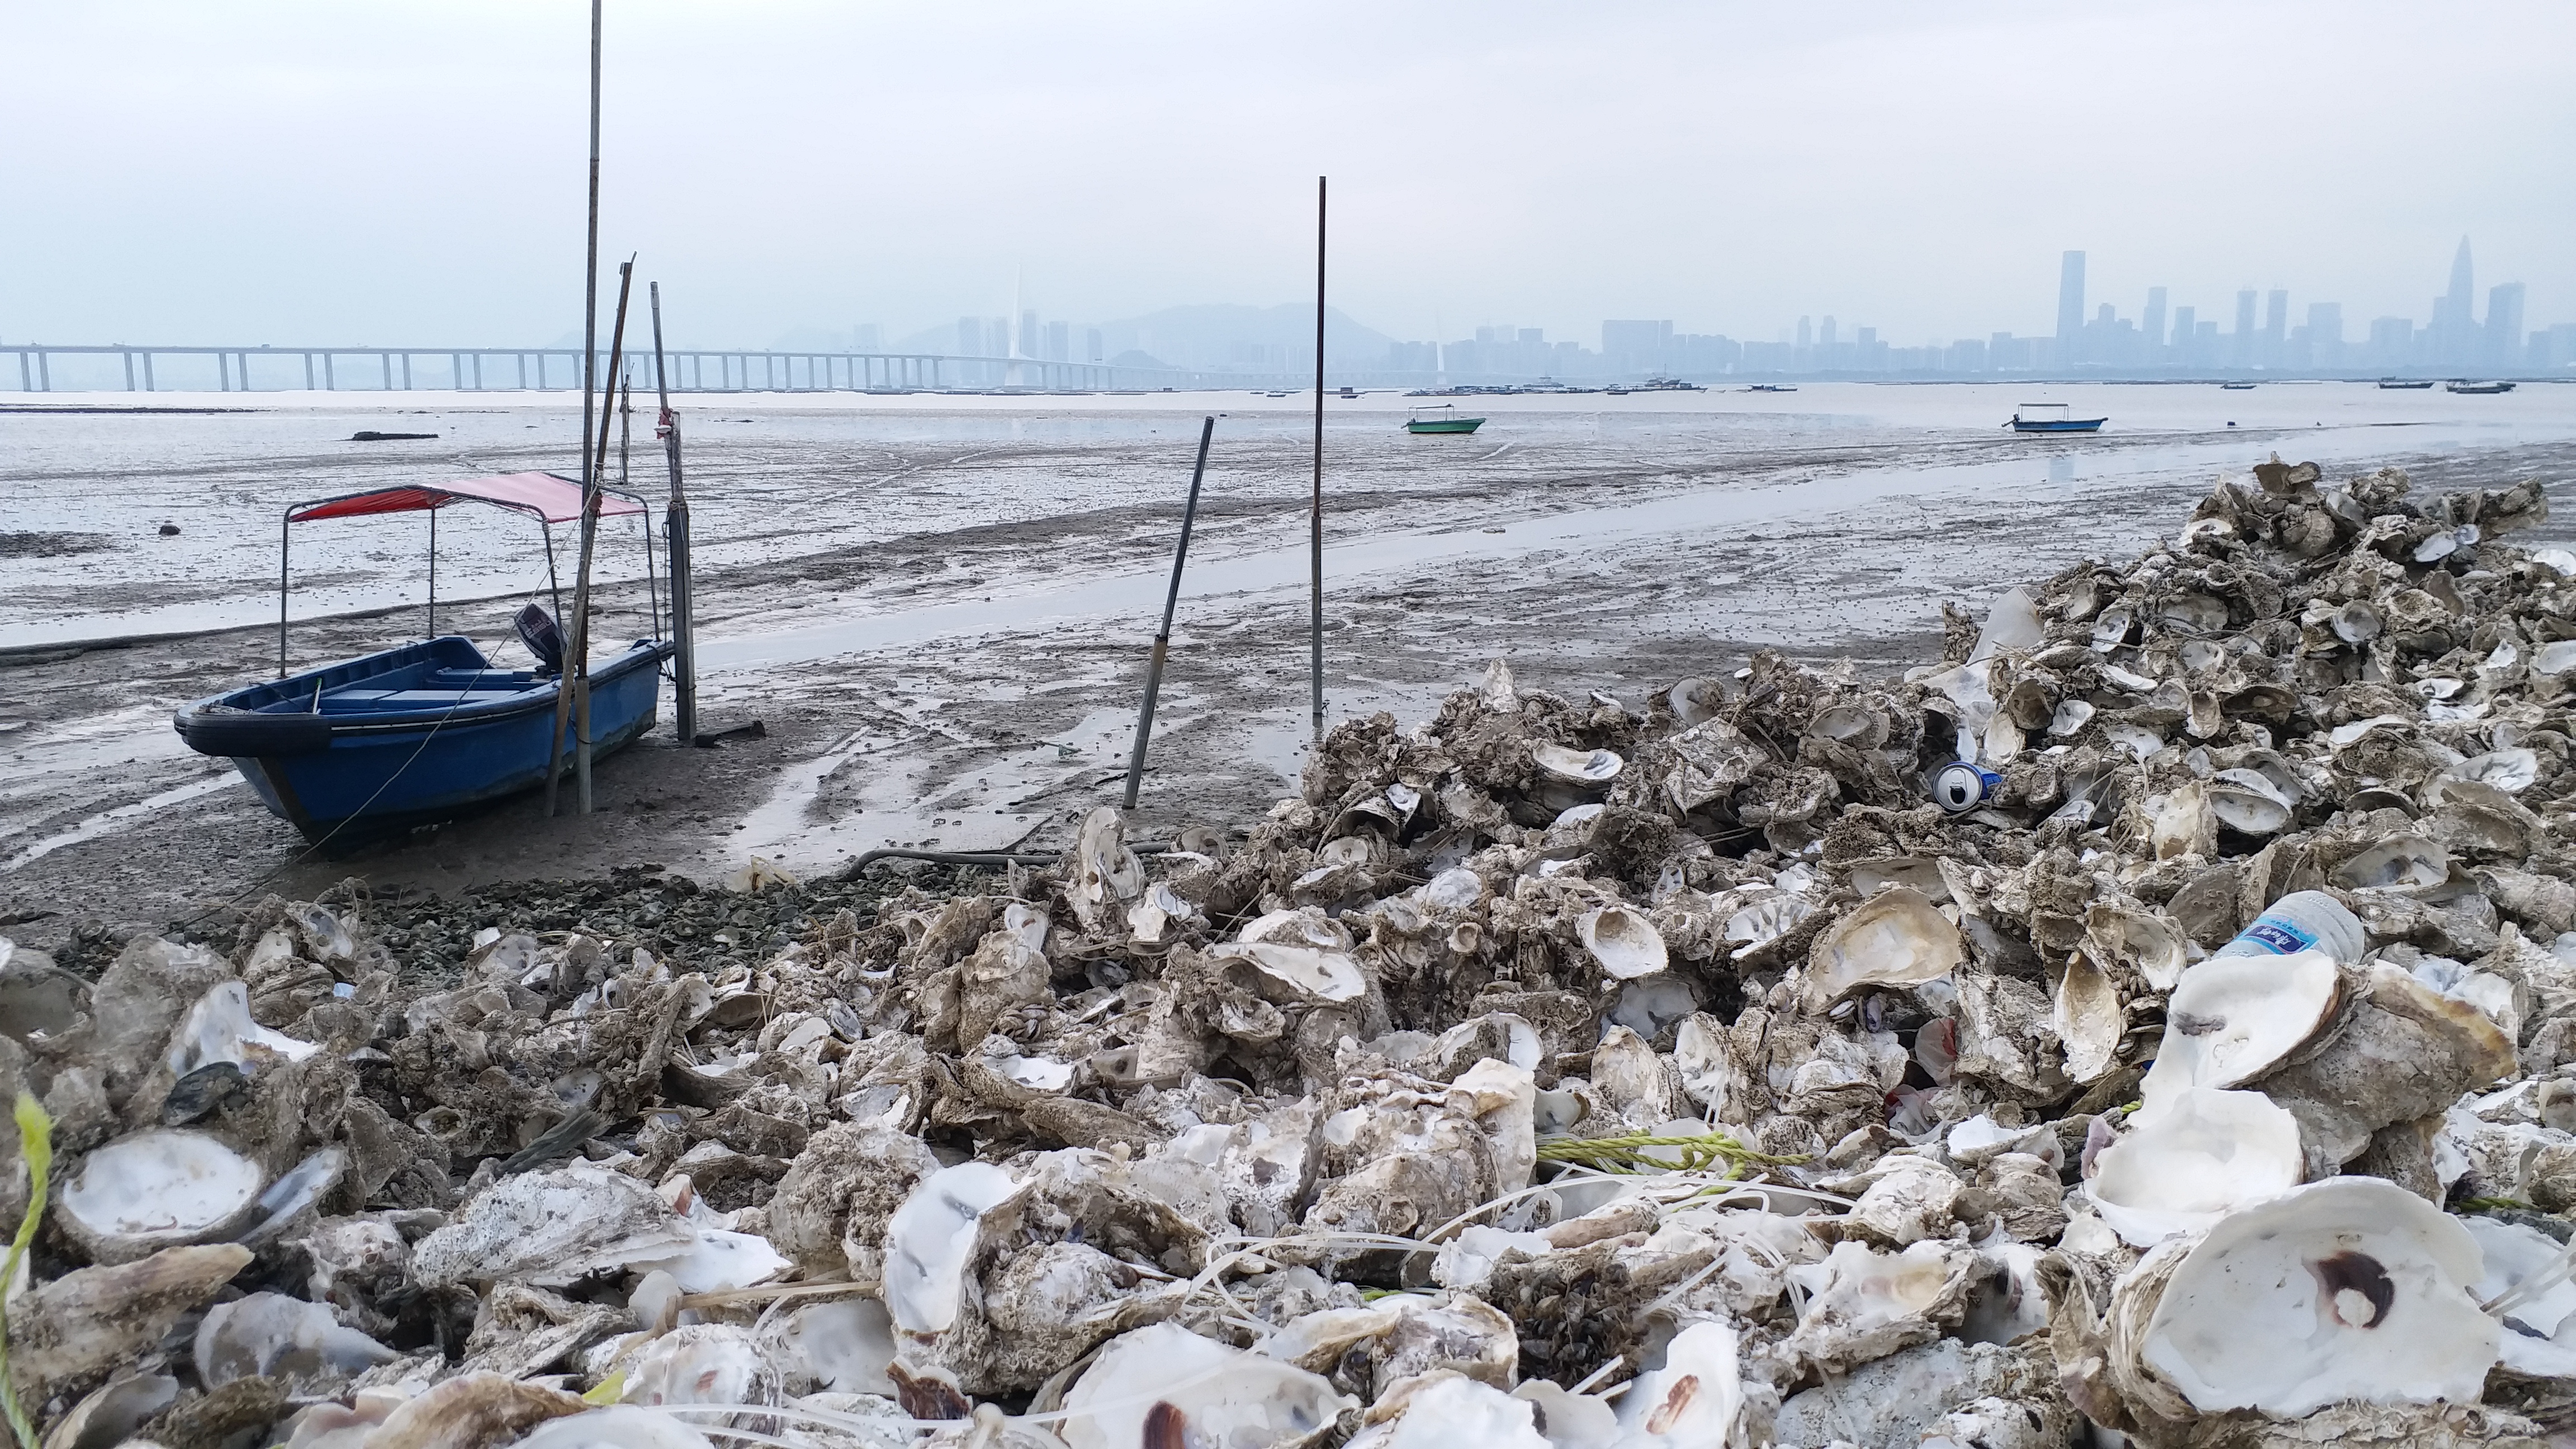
[651,282,696,744]
[1309,174,1327,742]
[547,0,605,817]
[569,259,637,814]
[1122,415,1216,811]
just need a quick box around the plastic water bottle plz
[2212,889,2364,965]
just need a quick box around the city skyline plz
[824,235,2575,380]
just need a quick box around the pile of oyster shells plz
[14,457,2576,1449]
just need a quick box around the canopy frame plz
[278,472,655,678]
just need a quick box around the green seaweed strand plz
[1534,1130,1808,1178]
[0,1093,53,1449]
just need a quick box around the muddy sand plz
[5,392,2573,960]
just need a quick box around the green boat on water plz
[1405,405,1485,435]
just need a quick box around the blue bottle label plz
[2238,918,2317,955]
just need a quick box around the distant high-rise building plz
[1017,310,1039,358]
[2487,282,2526,367]
[1795,316,1812,351]
[2432,237,2477,364]
[958,316,981,354]
[2233,290,2258,367]
[1600,319,1672,375]
[1518,328,1545,345]
[2142,288,2168,353]
[1045,320,1071,362]
[1819,316,1838,347]
[2367,317,2414,370]
[2057,251,2087,366]
[2167,306,2195,365]
[2306,303,2342,370]
[986,319,1011,357]
[1085,328,1104,363]
[2264,290,2289,367]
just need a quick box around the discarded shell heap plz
[11,456,2576,1449]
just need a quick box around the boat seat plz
[372,689,528,707]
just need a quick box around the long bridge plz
[0,343,1210,395]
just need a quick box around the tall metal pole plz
[652,281,697,744]
[547,0,604,817]
[1122,416,1216,811]
[1308,176,1328,742]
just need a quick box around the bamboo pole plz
[1121,415,1216,811]
[547,0,605,816]
[569,259,637,814]
[1309,176,1328,742]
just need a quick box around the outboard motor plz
[515,603,565,675]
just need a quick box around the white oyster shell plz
[2087,1088,2303,1246]
[2140,949,2341,1100]
[883,1162,1021,1335]
[1060,1321,1353,1449]
[58,1130,265,1265]
[2137,1177,2498,1415]
[1531,743,1622,784]
[1576,905,1667,981]
[1802,888,1961,1010]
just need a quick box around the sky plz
[4,2,2572,351]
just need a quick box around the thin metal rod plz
[548,0,605,816]
[278,513,291,678]
[427,505,438,637]
[1122,415,1216,811]
[1309,175,1328,742]
[652,281,697,744]
[544,523,562,627]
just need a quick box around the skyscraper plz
[1819,316,1838,347]
[2487,283,2526,367]
[2432,238,2476,365]
[1017,310,1039,359]
[2307,303,2343,371]
[2264,291,2289,368]
[2170,305,2196,365]
[2057,252,2087,367]
[958,316,981,354]
[2142,288,2168,353]
[2233,290,2258,368]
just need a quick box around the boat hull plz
[1405,418,1485,434]
[2010,418,2107,433]
[175,636,672,846]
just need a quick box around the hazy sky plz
[6,2,2571,350]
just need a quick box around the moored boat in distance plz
[2377,378,2436,390]
[1742,383,1797,392]
[1404,404,1485,434]
[2006,401,2106,433]
[2447,380,2516,395]
[2220,381,2256,390]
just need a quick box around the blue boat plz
[173,472,673,847]
[2006,402,2107,434]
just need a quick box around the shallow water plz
[8,380,2572,647]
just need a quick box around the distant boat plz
[2220,382,2256,391]
[2447,380,2516,395]
[1743,383,1797,393]
[1405,405,1485,435]
[1633,377,1705,392]
[2378,378,2436,390]
[2007,401,2106,434]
